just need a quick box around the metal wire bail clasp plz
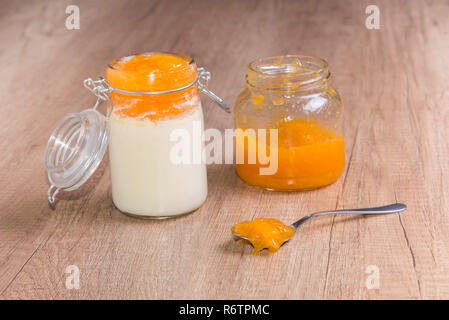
[197,67,230,113]
[83,77,113,118]
[48,185,59,207]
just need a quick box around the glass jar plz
[234,55,345,191]
[106,52,209,218]
[44,52,229,218]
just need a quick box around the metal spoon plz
[233,203,407,244]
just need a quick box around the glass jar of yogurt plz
[44,52,229,218]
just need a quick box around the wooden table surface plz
[1,0,449,300]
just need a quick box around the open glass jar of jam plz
[234,55,345,191]
[44,52,229,218]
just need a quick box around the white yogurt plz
[108,105,207,217]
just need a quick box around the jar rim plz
[248,54,328,76]
[107,52,195,74]
[247,55,330,91]
[105,51,199,94]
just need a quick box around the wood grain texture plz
[0,0,448,299]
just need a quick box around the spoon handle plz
[292,203,407,230]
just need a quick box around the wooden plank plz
[0,0,448,299]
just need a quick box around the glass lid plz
[44,108,109,205]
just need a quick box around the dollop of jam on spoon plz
[232,218,295,254]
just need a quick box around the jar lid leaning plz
[44,78,112,206]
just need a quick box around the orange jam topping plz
[236,119,345,190]
[105,53,199,121]
[232,218,295,254]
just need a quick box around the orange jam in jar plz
[232,218,295,254]
[106,53,199,121]
[234,55,345,191]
